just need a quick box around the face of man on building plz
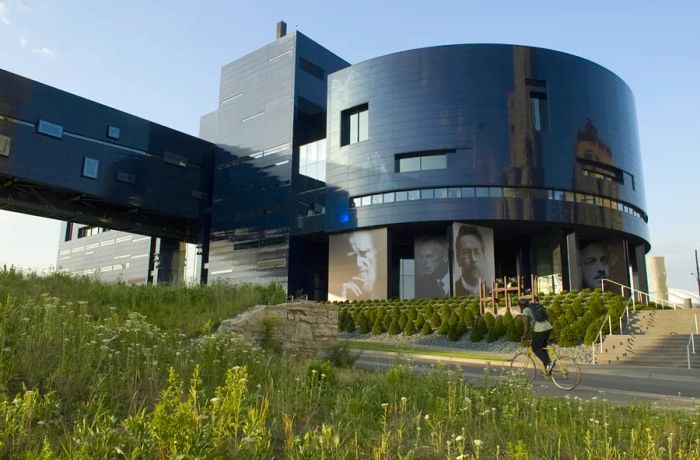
[580,242,609,289]
[457,233,483,285]
[348,231,378,293]
[417,239,448,277]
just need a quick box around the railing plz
[601,279,681,310]
[617,298,634,335]
[591,314,612,364]
[688,313,698,369]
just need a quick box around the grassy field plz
[1,269,699,458]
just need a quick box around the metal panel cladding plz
[324,44,648,246]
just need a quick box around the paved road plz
[354,350,700,409]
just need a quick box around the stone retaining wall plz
[217,302,338,359]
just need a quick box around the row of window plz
[338,79,550,147]
[38,119,120,141]
[350,186,647,221]
[78,156,205,200]
[34,118,194,170]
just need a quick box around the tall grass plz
[0,270,698,458]
[0,267,285,336]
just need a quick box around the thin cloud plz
[31,47,54,58]
[14,0,30,12]
[0,2,11,25]
[19,34,26,46]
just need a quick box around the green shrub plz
[344,313,356,333]
[557,325,578,347]
[421,321,433,336]
[430,310,442,329]
[447,323,464,341]
[506,315,524,342]
[584,318,605,346]
[414,313,425,330]
[356,310,370,334]
[487,315,506,342]
[483,312,495,330]
[470,316,486,342]
[371,316,385,335]
[398,311,408,330]
[325,345,358,368]
[403,319,416,336]
[388,318,401,335]
[463,308,476,329]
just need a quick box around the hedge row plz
[335,288,635,347]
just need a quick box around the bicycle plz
[509,345,581,391]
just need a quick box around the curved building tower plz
[322,44,648,300]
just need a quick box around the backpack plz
[530,303,548,322]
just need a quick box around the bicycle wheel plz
[509,352,536,383]
[550,358,581,391]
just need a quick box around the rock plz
[216,301,338,359]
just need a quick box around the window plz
[395,150,450,172]
[489,187,502,198]
[340,104,368,145]
[383,192,395,203]
[0,134,10,157]
[163,151,187,167]
[116,172,136,184]
[82,157,99,179]
[299,57,324,80]
[37,120,64,139]
[77,226,105,238]
[107,125,121,140]
[526,79,549,131]
[299,139,326,182]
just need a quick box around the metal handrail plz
[591,314,612,364]
[617,298,634,335]
[688,313,698,369]
[601,278,681,310]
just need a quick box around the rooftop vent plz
[276,21,287,39]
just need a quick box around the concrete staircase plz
[595,309,700,367]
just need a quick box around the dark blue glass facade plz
[323,44,649,297]
[0,34,650,296]
[325,44,646,241]
[0,68,214,242]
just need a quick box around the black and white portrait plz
[452,223,494,297]
[414,235,450,298]
[328,228,387,300]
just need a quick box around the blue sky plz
[0,0,698,292]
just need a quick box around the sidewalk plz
[347,340,700,383]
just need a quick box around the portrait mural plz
[328,228,388,301]
[414,234,450,299]
[452,223,495,297]
[578,238,627,291]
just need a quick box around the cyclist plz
[518,297,556,375]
